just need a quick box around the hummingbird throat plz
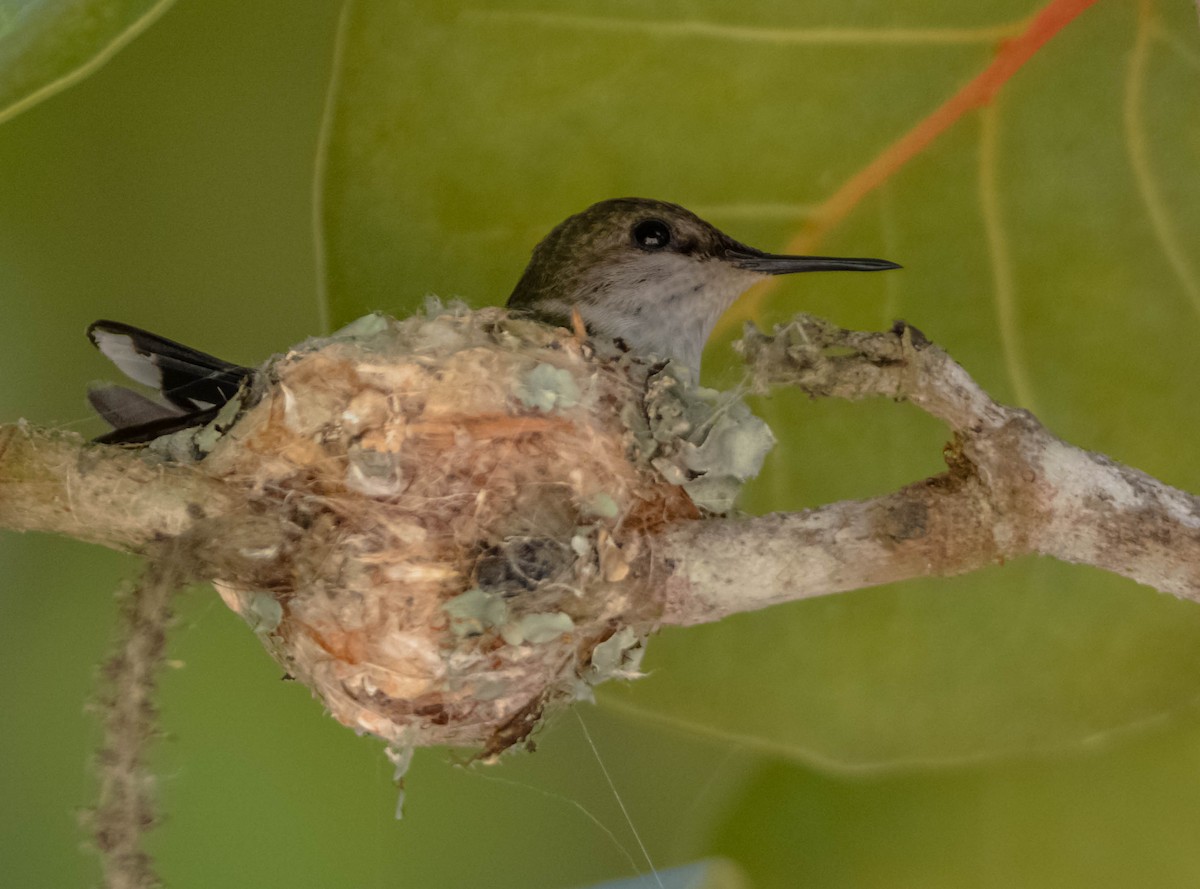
[562,253,763,379]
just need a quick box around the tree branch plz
[3,309,1199,755]
[657,316,1200,625]
[0,423,238,552]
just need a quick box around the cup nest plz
[159,301,772,757]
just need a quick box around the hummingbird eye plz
[631,218,672,251]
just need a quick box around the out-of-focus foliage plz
[323,0,1200,768]
[0,0,176,124]
[3,1,1200,888]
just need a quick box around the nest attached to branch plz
[156,301,772,757]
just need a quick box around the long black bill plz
[727,247,901,275]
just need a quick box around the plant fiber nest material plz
[161,301,773,756]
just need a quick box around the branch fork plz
[659,315,1200,628]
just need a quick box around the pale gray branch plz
[658,316,1200,625]
[3,310,1199,753]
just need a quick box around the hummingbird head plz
[506,197,900,379]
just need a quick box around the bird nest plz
[158,300,773,757]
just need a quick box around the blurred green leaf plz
[6,0,1200,886]
[0,0,175,125]
[711,724,1200,889]
[321,0,1200,768]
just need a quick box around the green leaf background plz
[2,0,1200,887]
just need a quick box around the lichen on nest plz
[162,299,774,757]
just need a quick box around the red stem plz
[726,0,1101,326]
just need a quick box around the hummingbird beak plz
[726,245,901,275]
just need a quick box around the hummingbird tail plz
[87,320,252,443]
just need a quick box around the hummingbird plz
[507,197,899,377]
[86,198,898,443]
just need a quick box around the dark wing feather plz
[87,320,253,444]
[87,320,251,410]
[86,383,186,428]
[92,406,224,445]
